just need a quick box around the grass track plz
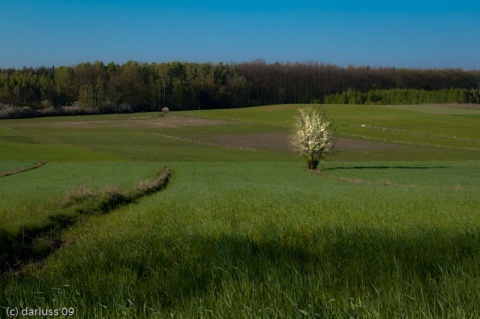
[0,160,39,175]
[0,162,162,234]
[0,161,44,178]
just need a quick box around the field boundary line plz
[0,124,25,136]
[345,133,480,152]
[0,161,46,178]
[153,132,261,151]
[315,170,418,188]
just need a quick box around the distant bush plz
[0,105,35,119]
[60,105,100,116]
[0,103,137,119]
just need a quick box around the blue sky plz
[1,0,479,69]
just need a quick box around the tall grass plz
[2,162,479,318]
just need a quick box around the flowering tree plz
[291,108,334,170]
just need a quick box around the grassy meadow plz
[1,104,480,318]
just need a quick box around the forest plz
[1,60,479,118]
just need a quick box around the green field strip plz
[0,140,125,161]
[0,160,37,173]
[0,162,164,234]
[0,167,170,275]
[378,104,480,115]
[0,160,45,177]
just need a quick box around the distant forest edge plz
[1,60,479,118]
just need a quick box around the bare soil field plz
[53,115,232,129]
[335,138,406,151]
[26,113,412,153]
[159,131,405,153]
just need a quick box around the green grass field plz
[1,104,480,318]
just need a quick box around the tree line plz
[1,60,479,118]
[324,88,480,105]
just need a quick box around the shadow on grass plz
[94,226,480,315]
[0,214,77,274]
[2,224,479,317]
[326,165,447,171]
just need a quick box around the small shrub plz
[291,107,335,170]
[60,184,95,207]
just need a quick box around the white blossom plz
[291,108,334,170]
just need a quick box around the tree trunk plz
[308,160,319,170]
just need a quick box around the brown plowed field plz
[52,114,405,152]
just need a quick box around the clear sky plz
[1,0,479,69]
